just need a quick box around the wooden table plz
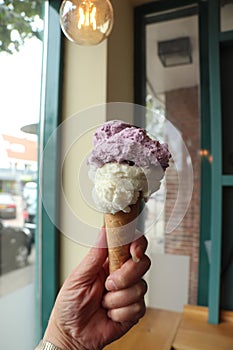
[172,305,233,350]
[105,307,182,350]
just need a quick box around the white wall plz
[107,0,134,104]
[60,40,107,282]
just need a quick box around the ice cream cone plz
[105,199,141,273]
[88,120,171,272]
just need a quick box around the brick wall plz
[165,86,200,305]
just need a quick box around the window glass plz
[221,2,233,32]
[0,1,44,348]
[145,11,200,312]
[220,42,233,175]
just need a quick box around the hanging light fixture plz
[60,0,114,46]
[158,37,192,68]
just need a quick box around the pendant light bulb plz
[60,0,114,46]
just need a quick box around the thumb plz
[68,228,108,284]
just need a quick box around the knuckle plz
[135,280,147,298]
[135,283,142,298]
[103,293,113,309]
[133,299,146,319]
[107,294,117,309]
[134,302,142,314]
[117,272,128,289]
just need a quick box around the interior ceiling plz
[130,1,233,97]
[146,14,199,95]
[129,1,199,95]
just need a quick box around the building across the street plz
[0,134,37,194]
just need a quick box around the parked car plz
[0,193,17,219]
[0,220,32,274]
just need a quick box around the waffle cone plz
[105,199,141,273]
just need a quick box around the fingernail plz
[132,254,141,263]
[132,246,142,263]
[106,278,117,291]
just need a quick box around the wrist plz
[43,314,86,350]
[35,340,63,350]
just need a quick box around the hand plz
[43,229,151,350]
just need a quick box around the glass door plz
[0,1,45,348]
[135,0,233,324]
[139,4,201,312]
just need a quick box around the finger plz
[130,234,148,263]
[105,255,151,291]
[67,228,108,284]
[103,232,147,276]
[102,279,147,309]
[107,299,146,323]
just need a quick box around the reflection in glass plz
[221,2,233,32]
[145,13,200,311]
[220,42,233,174]
[0,1,44,348]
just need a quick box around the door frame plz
[36,0,64,340]
[133,0,219,323]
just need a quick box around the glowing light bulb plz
[60,0,114,46]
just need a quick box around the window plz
[0,1,44,348]
[0,1,63,346]
[134,0,233,324]
[144,5,200,312]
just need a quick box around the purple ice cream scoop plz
[88,120,171,170]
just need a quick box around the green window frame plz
[208,2,233,323]
[36,0,63,341]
